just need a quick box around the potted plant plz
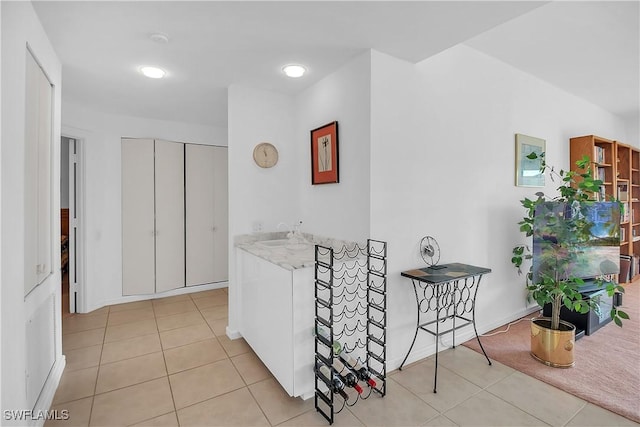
[511,153,629,367]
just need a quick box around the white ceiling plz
[32,1,638,129]
[466,1,639,121]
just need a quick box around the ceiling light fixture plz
[149,32,170,44]
[282,64,306,78]
[140,66,166,79]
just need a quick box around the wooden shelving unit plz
[617,143,631,258]
[570,135,615,200]
[630,148,640,266]
[570,135,639,283]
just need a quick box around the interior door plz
[122,138,155,295]
[68,138,78,312]
[154,139,185,293]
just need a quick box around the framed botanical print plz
[311,121,339,185]
[515,133,545,187]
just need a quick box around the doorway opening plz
[60,135,83,315]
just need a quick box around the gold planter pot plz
[530,317,575,368]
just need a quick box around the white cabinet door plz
[155,140,185,293]
[212,147,229,282]
[239,250,294,394]
[122,138,155,295]
[123,139,222,295]
[185,144,215,286]
[185,145,228,285]
[36,57,53,287]
[24,51,53,294]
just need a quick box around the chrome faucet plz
[277,221,304,240]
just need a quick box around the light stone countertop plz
[234,232,363,270]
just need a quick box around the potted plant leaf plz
[511,153,629,367]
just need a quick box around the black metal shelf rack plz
[314,239,387,425]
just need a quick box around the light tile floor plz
[47,288,639,427]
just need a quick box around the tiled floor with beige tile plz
[48,288,638,427]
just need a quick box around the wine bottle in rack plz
[332,358,363,394]
[338,352,377,388]
[315,362,348,400]
[315,326,342,354]
[316,327,377,388]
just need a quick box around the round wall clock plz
[253,142,279,168]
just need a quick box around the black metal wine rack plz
[314,239,387,425]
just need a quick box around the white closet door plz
[25,51,53,294]
[212,146,229,282]
[24,52,39,293]
[36,58,53,286]
[185,144,215,286]
[155,139,185,293]
[122,138,155,295]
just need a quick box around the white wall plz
[62,101,226,312]
[296,51,372,243]
[624,115,640,147]
[227,52,372,335]
[1,0,63,420]
[369,45,630,368]
[227,85,298,334]
[227,86,299,236]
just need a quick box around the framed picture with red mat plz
[311,121,339,185]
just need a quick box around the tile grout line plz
[152,301,180,426]
[87,304,110,426]
[245,380,277,427]
[562,402,591,427]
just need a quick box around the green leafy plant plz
[511,153,629,330]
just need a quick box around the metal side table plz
[399,263,492,392]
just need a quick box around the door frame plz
[62,132,86,313]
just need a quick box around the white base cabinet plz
[237,249,315,398]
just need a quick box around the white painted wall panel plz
[26,294,55,408]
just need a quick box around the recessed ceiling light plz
[282,64,306,78]
[149,32,169,44]
[140,66,166,79]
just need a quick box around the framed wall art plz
[515,133,545,187]
[311,121,339,185]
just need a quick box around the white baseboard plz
[226,326,242,340]
[30,356,66,427]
